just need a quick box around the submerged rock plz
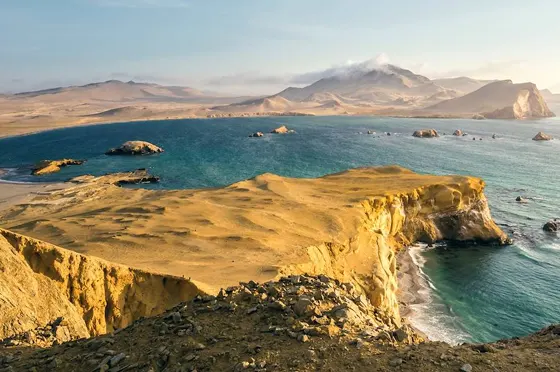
[32,159,84,175]
[532,132,553,141]
[413,129,439,138]
[105,141,164,155]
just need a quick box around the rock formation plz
[453,129,463,136]
[543,220,559,232]
[32,159,84,175]
[0,228,203,340]
[271,125,293,134]
[532,132,553,141]
[1,274,558,371]
[428,80,555,119]
[248,132,263,138]
[70,169,159,186]
[105,141,163,155]
[413,129,439,138]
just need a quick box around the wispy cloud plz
[206,54,392,87]
[91,0,189,9]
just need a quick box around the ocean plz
[0,116,559,344]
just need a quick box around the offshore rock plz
[413,129,439,138]
[532,132,553,141]
[32,159,84,175]
[105,140,163,155]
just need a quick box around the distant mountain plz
[427,80,555,119]
[273,64,456,104]
[432,77,496,95]
[9,80,251,104]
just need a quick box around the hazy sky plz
[2,0,560,94]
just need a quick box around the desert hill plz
[274,64,451,105]
[427,80,555,119]
[432,76,497,94]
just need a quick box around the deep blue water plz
[0,116,559,343]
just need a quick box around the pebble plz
[460,363,473,372]
[109,353,126,367]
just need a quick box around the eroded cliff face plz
[0,167,510,338]
[484,84,555,119]
[281,178,508,326]
[0,229,204,340]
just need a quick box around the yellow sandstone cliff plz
[0,166,509,340]
[0,229,204,339]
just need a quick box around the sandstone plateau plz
[0,166,509,329]
[2,166,559,372]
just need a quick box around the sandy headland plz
[0,166,509,332]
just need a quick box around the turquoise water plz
[0,116,559,343]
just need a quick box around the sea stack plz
[532,132,553,141]
[32,159,85,175]
[105,141,164,155]
[413,129,439,138]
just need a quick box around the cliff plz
[427,80,555,119]
[0,166,509,333]
[0,228,205,340]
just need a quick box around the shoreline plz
[0,111,476,140]
[397,246,432,340]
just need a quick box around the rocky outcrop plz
[271,125,295,134]
[543,220,559,232]
[533,132,553,141]
[1,276,558,371]
[70,169,159,186]
[32,159,84,175]
[472,114,485,120]
[453,129,463,136]
[413,129,439,138]
[0,229,204,340]
[248,132,263,138]
[105,141,163,155]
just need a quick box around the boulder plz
[271,125,290,134]
[453,130,463,136]
[412,129,439,138]
[105,141,163,155]
[532,132,553,141]
[543,220,559,232]
[248,132,264,138]
[32,159,85,175]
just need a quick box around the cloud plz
[427,60,527,80]
[91,0,189,8]
[206,53,392,87]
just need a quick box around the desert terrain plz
[0,65,555,138]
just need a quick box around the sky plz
[1,0,560,94]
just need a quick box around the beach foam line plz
[404,244,472,345]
